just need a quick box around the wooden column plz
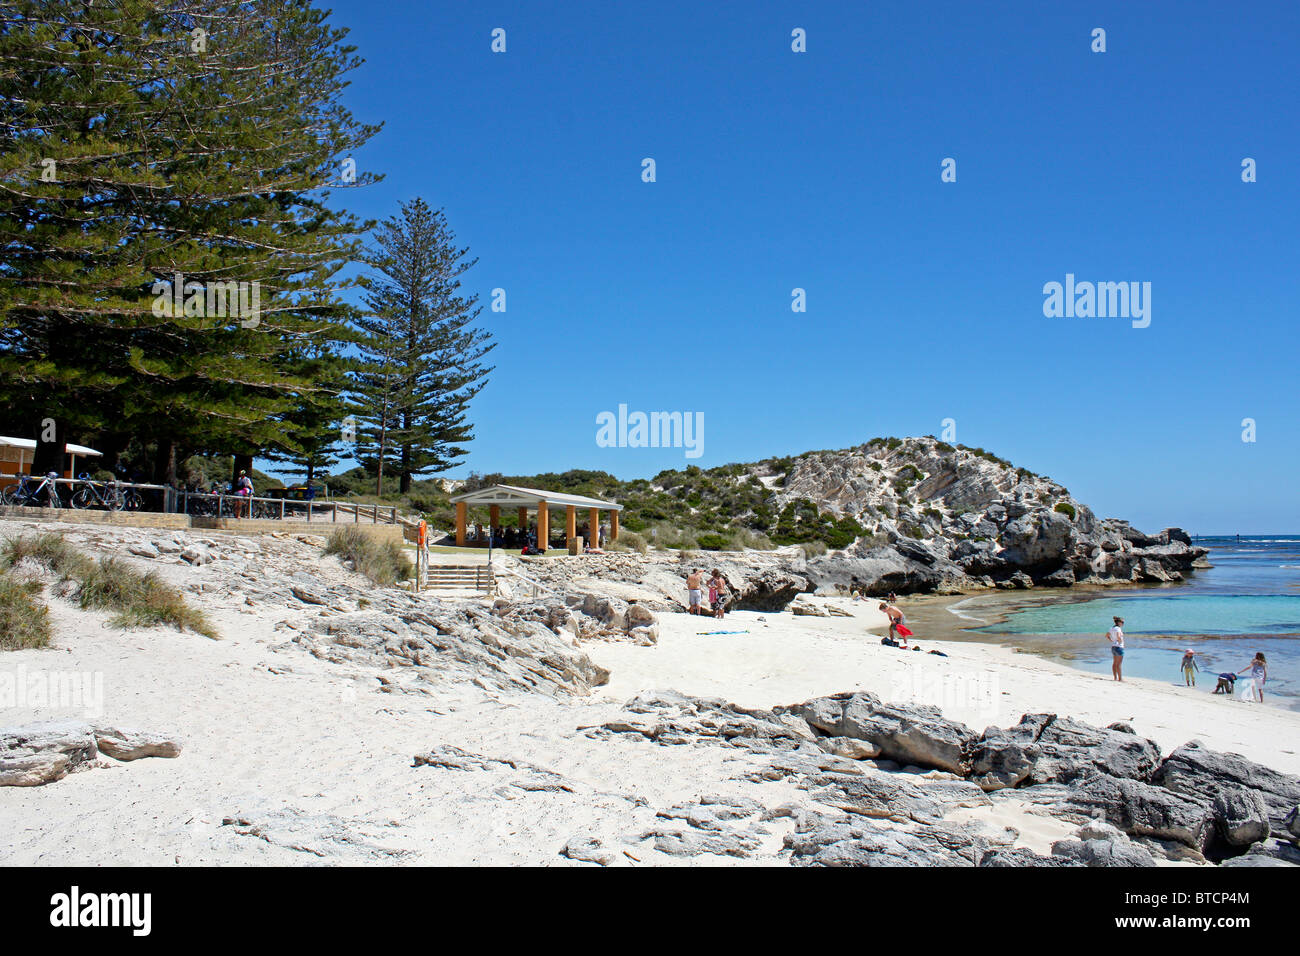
[536,501,549,549]
[611,510,620,542]
[566,505,576,551]
[455,501,467,547]
[489,505,500,533]
[589,508,600,549]
[517,506,528,528]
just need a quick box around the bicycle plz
[251,498,280,520]
[70,473,128,511]
[1,472,63,508]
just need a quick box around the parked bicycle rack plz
[0,475,170,510]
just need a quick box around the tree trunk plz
[31,416,62,476]
[399,437,411,494]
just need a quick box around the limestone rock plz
[1061,772,1214,849]
[1051,838,1156,867]
[92,725,183,762]
[180,545,211,566]
[968,713,1161,790]
[783,692,977,775]
[1212,787,1271,848]
[1153,741,1300,836]
[0,720,98,786]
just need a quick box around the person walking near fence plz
[234,470,254,518]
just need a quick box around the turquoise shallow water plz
[986,594,1300,637]
[961,536,1300,710]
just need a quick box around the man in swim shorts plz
[879,602,907,644]
[685,568,704,615]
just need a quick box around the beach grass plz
[0,574,52,650]
[0,531,94,579]
[0,532,216,640]
[76,557,218,638]
[325,527,413,586]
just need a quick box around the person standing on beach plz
[685,568,704,615]
[707,569,731,619]
[879,602,911,645]
[1180,648,1200,687]
[1107,616,1125,681]
[1237,652,1268,702]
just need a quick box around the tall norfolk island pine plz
[355,199,494,495]
[0,0,377,481]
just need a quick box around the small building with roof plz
[449,483,622,551]
[0,435,104,484]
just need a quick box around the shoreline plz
[3,527,1298,866]
[885,585,1300,714]
[589,598,1300,777]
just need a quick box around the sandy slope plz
[2,552,1297,866]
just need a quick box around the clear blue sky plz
[317,0,1299,535]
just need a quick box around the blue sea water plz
[963,536,1300,710]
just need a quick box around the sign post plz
[416,519,428,593]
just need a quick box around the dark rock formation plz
[1060,772,1215,849]
[1050,837,1157,867]
[1153,741,1300,837]
[968,714,1163,791]
[781,692,977,775]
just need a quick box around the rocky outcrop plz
[304,598,612,697]
[777,437,1209,595]
[93,725,184,761]
[560,592,660,644]
[781,692,977,775]
[1152,741,1300,838]
[1,720,182,787]
[585,686,1300,868]
[1060,773,1215,849]
[968,714,1163,790]
[503,550,812,613]
[1212,788,1272,848]
[1051,837,1157,867]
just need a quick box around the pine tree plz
[261,343,353,484]
[354,199,494,494]
[0,0,379,481]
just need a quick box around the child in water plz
[1180,648,1200,687]
[1237,652,1268,702]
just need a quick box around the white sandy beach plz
[2,548,1297,866]
[597,600,1300,776]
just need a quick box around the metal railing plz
[0,473,415,527]
[0,475,172,510]
[181,492,403,524]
